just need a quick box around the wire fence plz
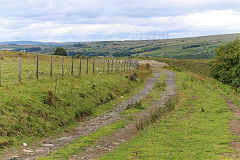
[0,54,138,86]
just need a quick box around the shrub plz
[154,81,166,90]
[146,63,150,69]
[54,47,67,56]
[129,73,137,82]
[211,39,240,90]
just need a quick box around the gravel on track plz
[70,69,177,160]
[3,67,163,160]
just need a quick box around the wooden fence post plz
[79,57,81,75]
[98,58,100,73]
[71,56,74,76]
[133,60,135,70]
[111,59,113,73]
[118,60,120,73]
[107,59,110,74]
[0,57,1,87]
[134,60,136,70]
[129,60,131,71]
[103,58,105,73]
[124,60,126,72]
[130,60,132,71]
[36,55,38,79]
[50,55,53,77]
[18,55,21,82]
[131,60,133,71]
[62,56,64,77]
[132,60,134,70]
[93,58,95,74]
[115,60,117,73]
[86,58,88,74]
[120,60,122,73]
[135,60,137,70]
[121,60,123,73]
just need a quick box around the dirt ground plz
[138,60,168,68]
[224,96,240,159]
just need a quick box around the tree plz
[53,47,67,56]
[211,39,240,90]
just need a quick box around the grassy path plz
[100,71,238,160]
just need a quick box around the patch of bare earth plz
[224,96,240,159]
[70,69,177,160]
[2,62,164,160]
[138,60,168,68]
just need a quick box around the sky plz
[0,0,240,42]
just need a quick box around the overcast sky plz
[0,0,240,42]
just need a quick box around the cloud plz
[0,0,240,41]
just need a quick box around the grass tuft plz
[136,97,177,132]
[154,81,166,90]
[126,102,143,110]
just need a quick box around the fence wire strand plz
[0,54,138,86]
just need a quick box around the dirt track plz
[138,60,168,67]
[70,69,177,160]
[225,96,240,159]
[3,60,171,160]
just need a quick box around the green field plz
[0,51,151,152]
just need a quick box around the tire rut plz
[3,69,162,160]
[224,96,240,159]
[69,69,177,160]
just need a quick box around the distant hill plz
[66,33,240,59]
[0,41,76,54]
[0,33,239,59]
[134,33,240,59]
[0,41,75,46]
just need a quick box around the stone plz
[23,149,34,153]
[40,143,54,147]
[22,143,27,146]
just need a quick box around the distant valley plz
[1,33,240,59]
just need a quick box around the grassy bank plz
[0,64,151,152]
[100,71,237,160]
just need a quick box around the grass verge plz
[0,65,151,153]
[100,71,238,160]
